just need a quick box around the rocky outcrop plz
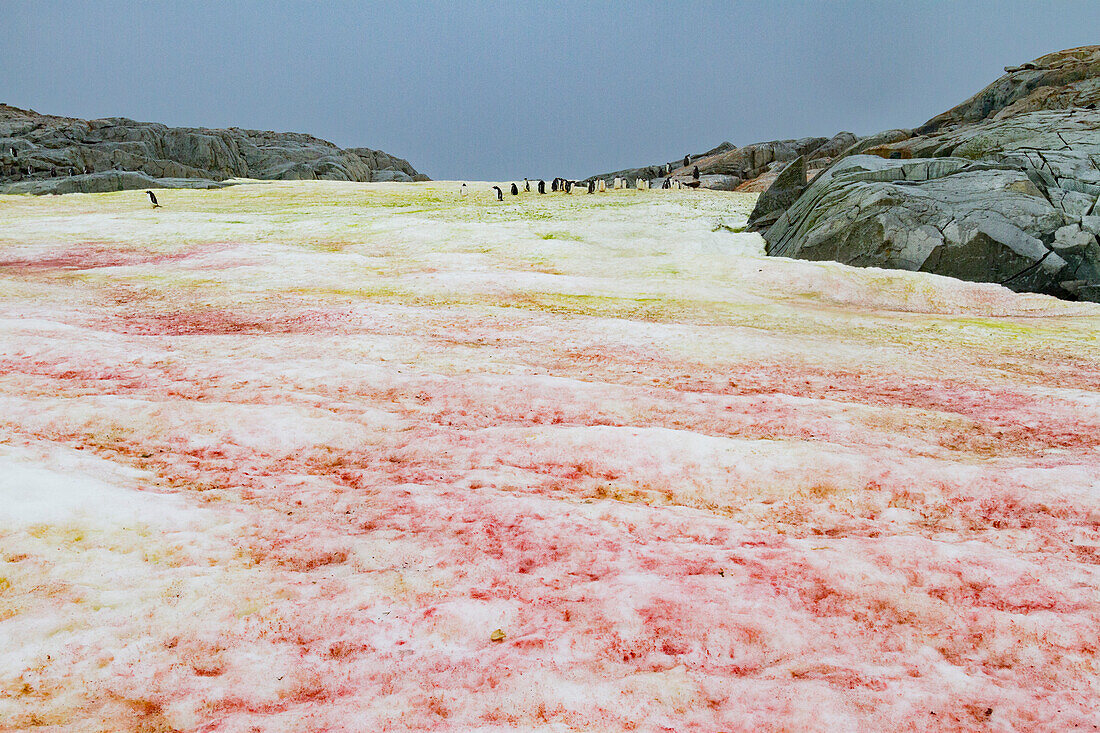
[918,45,1100,133]
[764,156,1087,296]
[0,171,229,195]
[0,104,425,194]
[834,129,913,159]
[747,156,806,229]
[759,46,1100,302]
[588,164,667,186]
[588,133,861,191]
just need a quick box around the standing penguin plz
[538,179,546,194]
[9,147,16,159]
[145,190,160,208]
[460,183,468,197]
[587,180,595,193]
[524,178,530,192]
[492,186,503,201]
[693,166,700,180]
[683,155,690,168]
[564,180,573,193]
[511,182,519,196]
[552,178,559,192]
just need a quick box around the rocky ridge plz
[0,104,425,194]
[587,134,854,193]
[757,45,1100,302]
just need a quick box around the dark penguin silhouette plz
[564,180,573,193]
[538,179,546,194]
[683,155,690,168]
[587,180,595,193]
[552,178,559,192]
[492,186,503,201]
[693,166,700,180]
[9,147,16,159]
[145,190,160,208]
[510,182,519,196]
[524,178,530,192]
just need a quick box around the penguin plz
[524,178,530,192]
[664,163,670,176]
[552,178,559,192]
[145,190,160,208]
[460,182,468,197]
[588,180,595,194]
[564,180,573,194]
[510,182,519,196]
[492,186,503,201]
[693,166,700,180]
[683,155,690,168]
[538,179,546,194]
[9,147,15,159]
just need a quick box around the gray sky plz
[4,1,1099,181]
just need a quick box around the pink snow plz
[1,184,1098,731]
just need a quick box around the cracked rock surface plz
[761,45,1100,301]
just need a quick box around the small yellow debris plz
[490,628,506,642]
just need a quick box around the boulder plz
[764,155,1092,297]
[835,129,913,160]
[808,131,858,160]
[371,169,414,183]
[748,156,806,229]
[697,174,742,191]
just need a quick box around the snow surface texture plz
[0,181,1098,732]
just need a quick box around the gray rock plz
[371,169,414,183]
[835,129,913,160]
[698,174,742,191]
[589,164,664,185]
[919,46,1100,132]
[748,156,806,229]
[1,103,422,194]
[808,131,858,160]
[759,46,1100,301]
[764,155,1091,297]
[0,171,227,195]
[587,136,830,188]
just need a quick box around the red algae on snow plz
[1,183,1099,732]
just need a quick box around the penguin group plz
[464,166,699,201]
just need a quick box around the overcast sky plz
[4,1,1099,181]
